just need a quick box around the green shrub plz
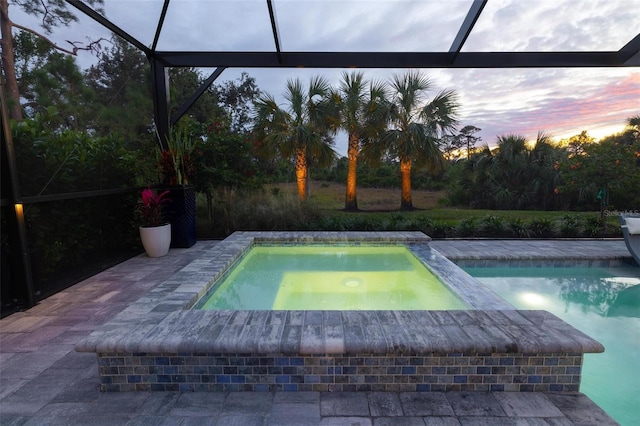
[529,218,554,238]
[456,218,477,237]
[405,214,434,234]
[508,218,530,238]
[480,215,506,237]
[583,216,604,237]
[429,221,453,239]
[198,188,324,238]
[560,215,581,237]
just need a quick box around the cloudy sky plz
[12,0,640,155]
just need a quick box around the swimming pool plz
[464,264,640,426]
[196,245,468,310]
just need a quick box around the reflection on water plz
[465,265,640,426]
[557,276,640,318]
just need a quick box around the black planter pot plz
[166,185,197,248]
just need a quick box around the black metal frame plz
[64,0,640,146]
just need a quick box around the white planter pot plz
[139,223,171,258]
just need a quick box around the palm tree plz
[468,133,563,210]
[253,76,336,201]
[490,134,532,209]
[528,133,562,210]
[365,71,459,210]
[626,115,640,142]
[333,71,389,210]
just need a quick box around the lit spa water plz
[198,245,467,310]
[464,265,640,426]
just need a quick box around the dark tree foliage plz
[83,37,152,146]
[13,31,94,129]
[446,133,565,210]
[1,0,105,120]
[560,133,640,216]
[168,68,223,125]
[212,72,261,132]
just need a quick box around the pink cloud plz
[466,72,640,144]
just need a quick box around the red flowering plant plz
[139,187,170,227]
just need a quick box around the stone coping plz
[75,232,603,357]
[77,308,603,355]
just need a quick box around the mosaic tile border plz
[97,351,583,393]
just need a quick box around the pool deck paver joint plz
[0,236,630,424]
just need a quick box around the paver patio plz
[1,238,630,425]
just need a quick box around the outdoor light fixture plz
[14,203,24,217]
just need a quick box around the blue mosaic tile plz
[163,366,178,374]
[156,357,170,365]
[275,375,289,384]
[343,366,357,374]
[305,375,320,383]
[216,375,230,383]
[289,357,304,365]
[275,357,289,366]
[127,375,142,383]
[401,366,416,374]
[170,375,186,383]
[230,375,245,383]
[499,357,514,365]
[477,366,491,374]
[157,375,171,383]
[432,367,446,375]
[245,357,260,366]
[528,375,542,384]
[290,375,304,383]
[454,375,468,383]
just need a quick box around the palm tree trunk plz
[295,146,308,201]
[0,0,23,120]
[344,132,359,210]
[400,158,413,210]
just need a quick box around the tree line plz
[253,71,640,216]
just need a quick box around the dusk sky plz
[12,0,640,155]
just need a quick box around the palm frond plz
[420,89,460,135]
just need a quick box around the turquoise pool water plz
[197,245,467,310]
[464,265,640,426]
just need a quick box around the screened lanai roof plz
[67,0,640,68]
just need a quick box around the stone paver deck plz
[1,238,631,425]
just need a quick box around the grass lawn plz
[272,180,611,225]
[197,181,621,239]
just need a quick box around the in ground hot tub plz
[196,245,467,310]
[75,232,604,392]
